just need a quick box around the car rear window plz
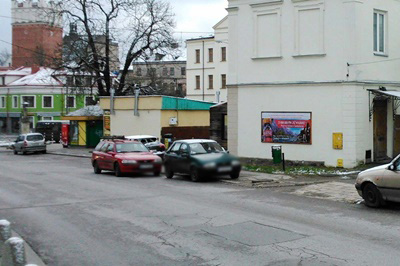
[26,135,44,141]
[94,141,104,151]
[116,143,149,153]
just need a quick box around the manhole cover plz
[203,221,306,246]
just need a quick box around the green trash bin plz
[272,145,282,164]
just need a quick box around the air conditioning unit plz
[169,117,178,125]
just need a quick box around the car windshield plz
[189,142,224,155]
[26,135,43,141]
[116,143,149,153]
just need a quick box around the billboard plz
[261,112,312,144]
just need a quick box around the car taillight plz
[159,144,165,151]
[24,141,28,147]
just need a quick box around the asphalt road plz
[0,150,400,266]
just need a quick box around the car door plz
[15,135,24,151]
[97,143,109,169]
[380,161,400,202]
[165,142,181,172]
[103,143,116,170]
[177,143,191,174]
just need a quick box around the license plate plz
[140,164,153,169]
[218,166,232,172]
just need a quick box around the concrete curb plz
[0,220,46,266]
[47,152,91,158]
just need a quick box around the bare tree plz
[54,0,177,96]
[0,48,11,67]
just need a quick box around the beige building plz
[186,17,228,102]
[99,96,214,140]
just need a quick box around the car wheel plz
[93,161,102,174]
[13,150,18,155]
[42,149,47,154]
[22,150,27,155]
[165,165,174,179]
[154,171,161,176]
[190,167,201,182]
[114,163,123,177]
[363,183,385,208]
[230,171,240,179]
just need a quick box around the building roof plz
[8,67,62,86]
[66,105,103,117]
[186,36,215,42]
[0,67,32,76]
[161,96,215,110]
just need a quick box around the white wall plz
[110,110,162,138]
[236,84,374,167]
[186,17,229,103]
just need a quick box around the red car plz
[91,139,162,177]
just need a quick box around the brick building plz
[11,0,63,67]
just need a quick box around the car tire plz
[22,150,27,155]
[190,167,201,182]
[230,171,240,179]
[13,150,18,155]
[114,163,123,177]
[93,161,102,174]
[154,171,161,176]
[363,183,385,208]
[165,165,174,179]
[42,149,47,154]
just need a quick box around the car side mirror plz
[389,164,395,171]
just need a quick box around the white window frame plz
[12,95,18,108]
[85,96,95,107]
[21,95,36,108]
[0,96,6,108]
[293,2,325,57]
[373,10,387,56]
[42,95,54,109]
[65,95,76,108]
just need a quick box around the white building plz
[186,17,229,102]
[227,0,400,168]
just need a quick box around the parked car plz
[91,139,162,177]
[12,133,47,155]
[163,139,241,182]
[35,120,69,143]
[355,157,400,207]
[125,135,166,158]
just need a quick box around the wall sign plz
[261,112,312,144]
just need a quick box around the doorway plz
[373,99,388,161]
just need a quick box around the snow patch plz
[67,105,103,117]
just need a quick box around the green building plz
[0,67,96,134]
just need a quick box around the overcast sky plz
[0,0,228,54]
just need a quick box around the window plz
[374,11,386,54]
[42,95,53,108]
[221,47,226,61]
[208,48,213,62]
[12,96,18,108]
[181,67,186,76]
[85,77,92,86]
[21,96,35,108]
[170,67,175,76]
[75,76,83,86]
[100,143,109,152]
[195,49,200,63]
[66,76,74,86]
[42,116,53,121]
[85,96,95,106]
[170,143,181,153]
[221,74,227,89]
[163,67,168,76]
[1,77,5,85]
[0,96,5,108]
[66,96,76,108]
[136,67,142,76]
[208,75,213,89]
[195,76,200,90]
[179,143,189,153]
[107,143,115,152]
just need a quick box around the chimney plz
[31,65,40,74]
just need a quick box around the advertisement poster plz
[261,112,312,144]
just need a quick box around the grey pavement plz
[0,150,399,265]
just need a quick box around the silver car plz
[355,157,400,207]
[13,133,47,155]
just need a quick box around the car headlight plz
[122,160,137,164]
[154,157,162,164]
[231,160,241,166]
[204,162,217,169]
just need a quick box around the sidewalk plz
[45,144,363,204]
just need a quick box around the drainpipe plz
[134,88,140,116]
[216,90,220,103]
[202,40,205,101]
[110,88,115,115]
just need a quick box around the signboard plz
[103,110,111,136]
[261,112,312,144]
